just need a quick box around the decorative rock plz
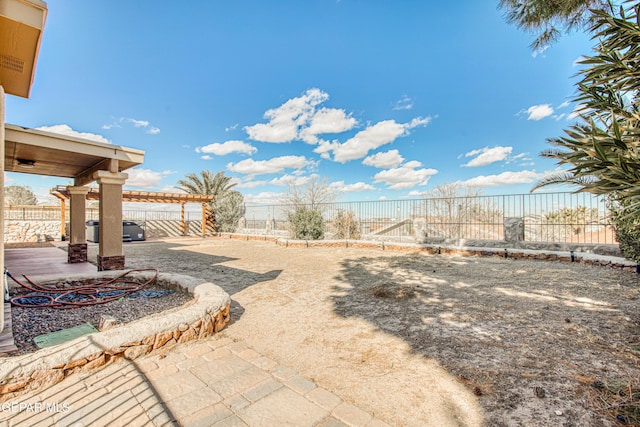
[124,345,152,360]
[198,316,214,339]
[29,369,64,391]
[177,328,197,344]
[0,381,28,394]
[142,335,156,346]
[63,359,88,370]
[99,315,118,331]
[154,330,174,349]
[84,354,107,370]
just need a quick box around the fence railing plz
[240,192,617,245]
[4,192,618,245]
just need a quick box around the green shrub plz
[288,206,324,240]
[609,198,640,263]
[333,210,361,239]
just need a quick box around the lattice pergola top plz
[51,186,214,204]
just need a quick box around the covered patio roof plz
[5,124,144,185]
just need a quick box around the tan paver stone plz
[207,336,234,349]
[154,351,187,367]
[284,374,317,395]
[182,342,214,359]
[165,386,223,420]
[237,348,261,361]
[145,364,180,379]
[212,415,250,427]
[150,370,207,401]
[332,402,373,427]
[55,389,142,427]
[317,417,350,427]
[241,379,283,402]
[237,387,328,427]
[180,402,232,427]
[365,418,393,427]
[306,387,343,411]
[203,347,233,361]
[134,358,159,373]
[209,366,272,399]
[176,355,209,371]
[225,342,250,354]
[223,394,251,412]
[189,354,254,384]
[271,365,298,381]
[249,356,277,371]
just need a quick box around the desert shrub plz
[214,191,245,232]
[610,198,640,263]
[288,206,324,240]
[333,210,361,239]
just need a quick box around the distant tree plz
[281,176,337,240]
[498,0,612,52]
[176,171,240,233]
[4,185,37,205]
[214,190,246,233]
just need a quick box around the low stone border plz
[0,271,231,401]
[216,233,638,272]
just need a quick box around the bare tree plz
[5,185,38,206]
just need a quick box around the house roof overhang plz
[0,0,47,98]
[5,124,145,186]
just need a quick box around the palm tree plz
[498,0,611,52]
[176,170,243,233]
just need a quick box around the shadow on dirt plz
[330,252,640,425]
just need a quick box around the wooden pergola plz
[51,187,214,237]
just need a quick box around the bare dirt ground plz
[95,237,640,426]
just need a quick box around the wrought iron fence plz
[240,192,616,244]
[4,192,617,245]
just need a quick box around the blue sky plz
[6,0,594,205]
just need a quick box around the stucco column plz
[67,186,90,263]
[0,85,6,333]
[94,171,128,271]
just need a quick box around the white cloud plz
[329,181,375,193]
[201,155,212,160]
[462,170,546,187]
[244,191,283,204]
[197,140,257,156]
[236,180,268,189]
[405,190,428,198]
[269,174,312,187]
[568,104,589,120]
[125,168,163,188]
[244,88,329,143]
[299,107,357,144]
[36,124,111,144]
[373,160,438,190]
[325,117,432,163]
[102,117,160,134]
[362,150,405,168]
[462,146,513,167]
[227,155,309,176]
[393,96,414,111]
[557,101,571,109]
[225,123,239,132]
[525,104,554,121]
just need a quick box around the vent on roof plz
[0,54,24,73]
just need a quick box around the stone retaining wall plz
[0,272,231,401]
[4,220,60,244]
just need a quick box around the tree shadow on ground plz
[330,252,640,426]
[89,242,282,296]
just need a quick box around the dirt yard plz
[106,238,640,426]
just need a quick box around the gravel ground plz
[8,274,193,355]
[72,237,639,426]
